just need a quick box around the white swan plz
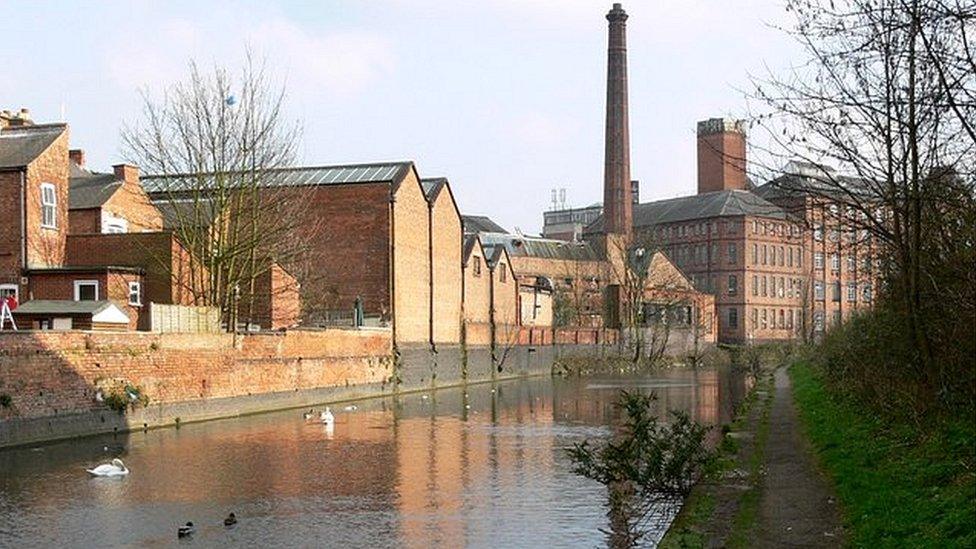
[320,407,335,426]
[86,458,129,477]
[302,408,315,420]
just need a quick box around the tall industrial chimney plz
[603,3,632,236]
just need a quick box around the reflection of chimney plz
[113,164,140,185]
[69,149,85,168]
[603,3,632,236]
[697,118,747,194]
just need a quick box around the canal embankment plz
[0,328,619,448]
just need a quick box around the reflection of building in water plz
[394,383,555,548]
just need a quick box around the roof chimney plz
[602,2,632,236]
[69,149,85,168]
[1,107,33,128]
[697,118,747,194]
[113,164,140,185]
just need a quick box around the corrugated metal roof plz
[142,161,412,195]
[69,173,122,209]
[586,189,787,234]
[479,232,601,261]
[462,215,508,234]
[420,177,447,200]
[0,124,66,169]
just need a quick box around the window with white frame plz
[814,311,825,331]
[862,284,873,301]
[40,183,57,229]
[728,275,737,296]
[847,282,857,302]
[830,253,840,271]
[814,281,825,300]
[814,252,824,269]
[102,213,129,234]
[727,243,737,264]
[0,283,17,302]
[813,224,823,241]
[74,280,98,301]
[128,281,142,305]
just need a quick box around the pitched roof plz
[0,124,66,169]
[462,234,482,266]
[13,299,127,318]
[420,177,447,200]
[69,172,123,209]
[142,161,413,195]
[586,189,787,234]
[479,232,602,261]
[462,215,508,234]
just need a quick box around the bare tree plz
[749,0,975,408]
[123,54,315,329]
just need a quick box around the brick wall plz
[24,128,69,271]
[429,186,462,344]
[103,172,164,232]
[0,170,22,289]
[244,263,301,330]
[0,328,392,420]
[68,208,100,234]
[392,171,430,344]
[271,183,391,323]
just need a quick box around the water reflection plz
[0,367,745,548]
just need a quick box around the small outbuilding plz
[12,300,130,331]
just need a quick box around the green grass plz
[726,383,774,548]
[789,361,976,548]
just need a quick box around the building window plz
[473,256,482,277]
[711,244,718,264]
[727,243,737,264]
[74,280,98,301]
[847,255,856,272]
[787,309,794,329]
[762,245,767,265]
[728,275,737,296]
[761,308,768,329]
[797,248,803,268]
[752,243,758,264]
[787,247,793,267]
[862,284,873,301]
[102,214,129,234]
[751,308,758,328]
[499,263,507,283]
[128,281,142,305]
[814,281,825,301]
[830,253,840,271]
[0,283,17,302]
[832,281,841,302]
[778,246,784,266]
[728,307,738,328]
[761,276,767,297]
[814,252,824,269]
[778,309,785,328]
[40,183,57,229]
[814,311,825,331]
[813,223,823,241]
[847,282,857,302]
[778,277,785,298]
[752,275,758,296]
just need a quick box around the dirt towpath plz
[756,368,845,547]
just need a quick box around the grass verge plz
[789,361,976,548]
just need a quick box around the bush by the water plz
[568,391,713,547]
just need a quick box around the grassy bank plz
[790,361,976,547]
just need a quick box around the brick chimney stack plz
[113,164,140,185]
[603,3,632,236]
[69,149,85,168]
[0,108,33,128]
[697,117,747,194]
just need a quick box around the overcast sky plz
[0,1,802,234]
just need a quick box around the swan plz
[302,408,315,420]
[178,522,195,538]
[343,404,358,412]
[320,407,335,426]
[224,513,237,527]
[86,458,129,477]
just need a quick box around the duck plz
[302,408,315,420]
[86,458,129,477]
[177,522,195,538]
[223,513,237,527]
[342,404,358,412]
[320,407,335,426]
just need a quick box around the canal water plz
[0,367,746,548]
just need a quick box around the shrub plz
[568,391,713,547]
[0,394,12,408]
